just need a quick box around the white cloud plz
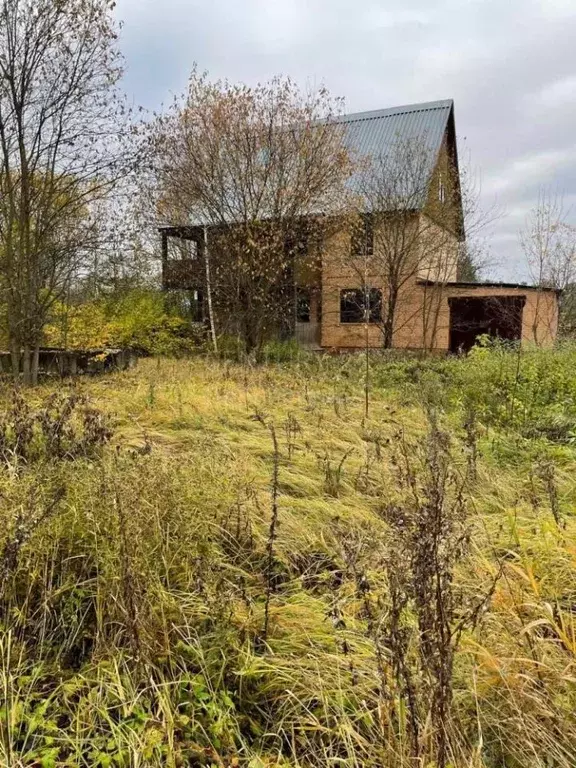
[247,0,313,51]
[533,0,576,18]
[484,148,576,195]
[363,7,432,28]
[530,75,576,110]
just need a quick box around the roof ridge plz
[337,99,453,124]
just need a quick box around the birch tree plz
[0,0,139,383]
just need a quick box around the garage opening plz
[449,295,526,353]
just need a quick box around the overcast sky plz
[115,0,576,281]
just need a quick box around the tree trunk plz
[203,227,218,354]
[532,290,542,345]
[245,320,259,354]
[421,284,442,355]
[22,346,32,386]
[364,322,370,418]
[383,290,399,349]
[383,317,394,349]
[9,338,20,379]
[364,282,370,418]
[31,344,40,387]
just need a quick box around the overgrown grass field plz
[1,345,575,767]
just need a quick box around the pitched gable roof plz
[335,99,455,210]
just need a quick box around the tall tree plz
[521,190,575,341]
[0,0,138,383]
[151,71,353,352]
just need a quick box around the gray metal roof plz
[341,99,451,152]
[336,99,454,206]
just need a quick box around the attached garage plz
[440,282,560,352]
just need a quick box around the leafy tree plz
[150,71,353,352]
[0,0,140,383]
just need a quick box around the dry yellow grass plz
[0,351,575,766]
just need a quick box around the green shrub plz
[214,337,304,363]
[258,338,302,363]
[216,334,247,361]
[454,340,576,440]
[105,290,203,356]
[45,290,205,356]
[366,339,576,445]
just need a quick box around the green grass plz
[0,345,575,766]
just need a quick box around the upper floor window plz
[438,173,446,204]
[340,288,382,324]
[351,214,374,256]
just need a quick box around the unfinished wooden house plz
[160,99,559,352]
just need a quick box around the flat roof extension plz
[418,279,561,294]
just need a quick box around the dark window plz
[340,288,382,323]
[351,214,374,256]
[297,289,311,322]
